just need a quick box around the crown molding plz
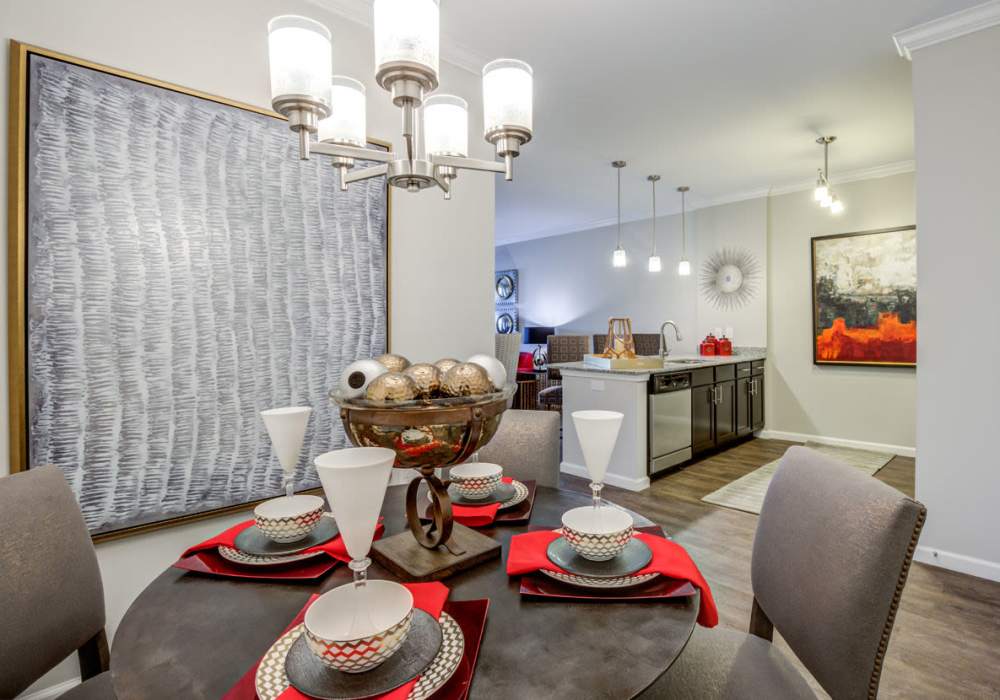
[893,0,1000,60]
[766,159,916,197]
[303,0,489,74]
[495,160,917,247]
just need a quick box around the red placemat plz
[172,520,383,581]
[173,550,341,581]
[507,527,718,627]
[423,479,537,528]
[519,574,697,601]
[221,585,489,700]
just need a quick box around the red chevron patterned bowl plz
[561,505,635,562]
[448,462,503,500]
[254,495,325,543]
[304,580,414,673]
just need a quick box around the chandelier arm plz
[311,142,396,163]
[430,155,506,174]
[343,163,390,185]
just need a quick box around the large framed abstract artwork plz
[7,43,391,540]
[811,226,916,367]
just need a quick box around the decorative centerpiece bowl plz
[330,384,515,560]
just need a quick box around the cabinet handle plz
[749,379,755,396]
[714,386,722,404]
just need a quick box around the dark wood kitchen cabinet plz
[691,364,740,456]
[691,384,716,454]
[737,362,765,436]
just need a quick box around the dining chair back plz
[750,446,926,699]
[494,332,520,387]
[0,466,111,698]
[476,409,561,488]
[545,334,589,381]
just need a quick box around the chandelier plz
[813,136,845,215]
[266,1,533,199]
[611,161,627,268]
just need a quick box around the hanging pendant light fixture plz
[677,186,691,276]
[647,175,661,272]
[266,2,534,200]
[815,136,845,215]
[612,161,627,268]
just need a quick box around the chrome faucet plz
[660,321,682,359]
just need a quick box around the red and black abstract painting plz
[812,226,916,367]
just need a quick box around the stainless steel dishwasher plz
[648,373,692,475]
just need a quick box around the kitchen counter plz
[551,347,767,377]
[555,347,767,492]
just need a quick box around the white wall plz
[765,172,917,452]
[495,198,768,354]
[912,25,1000,582]
[0,0,495,694]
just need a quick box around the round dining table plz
[112,484,698,699]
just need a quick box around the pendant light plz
[815,136,845,215]
[612,161,627,268]
[677,186,691,276]
[647,175,662,272]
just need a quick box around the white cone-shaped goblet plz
[315,447,395,590]
[571,410,624,508]
[262,407,312,497]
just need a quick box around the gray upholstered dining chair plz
[0,466,115,699]
[641,446,926,700]
[476,409,561,488]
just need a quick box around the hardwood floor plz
[562,438,1000,699]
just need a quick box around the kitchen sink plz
[664,359,706,365]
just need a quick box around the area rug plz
[700,442,895,515]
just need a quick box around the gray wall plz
[912,25,1000,581]
[1,0,496,693]
[766,172,917,451]
[495,197,768,354]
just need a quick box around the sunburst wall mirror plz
[700,247,761,311]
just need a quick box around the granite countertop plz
[552,347,767,377]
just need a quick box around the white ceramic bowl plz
[253,494,325,543]
[449,462,503,500]
[561,505,635,561]
[304,580,414,673]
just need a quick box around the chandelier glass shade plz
[267,16,332,111]
[266,4,533,200]
[373,0,440,77]
[647,174,661,273]
[423,94,469,157]
[318,76,366,146]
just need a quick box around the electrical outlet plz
[590,380,605,392]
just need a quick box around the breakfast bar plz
[553,349,767,491]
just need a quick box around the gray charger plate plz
[234,517,338,557]
[285,608,442,700]
[546,536,653,579]
[447,481,517,507]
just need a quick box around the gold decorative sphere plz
[365,371,419,402]
[376,353,411,373]
[403,363,442,398]
[434,358,460,375]
[441,362,492,397]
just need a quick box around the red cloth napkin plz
[222,582,449,700]
[182,519,383,561]
[451,477,514,527]
[506,530,719,627]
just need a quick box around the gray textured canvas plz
[25,55,388,535]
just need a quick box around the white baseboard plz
[19,679,79,700]
[560,461,650,492]
[756,430,915,458]
[914,545,1000,583]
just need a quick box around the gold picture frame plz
[7,41,393,541]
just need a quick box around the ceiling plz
[318,0,981,245]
